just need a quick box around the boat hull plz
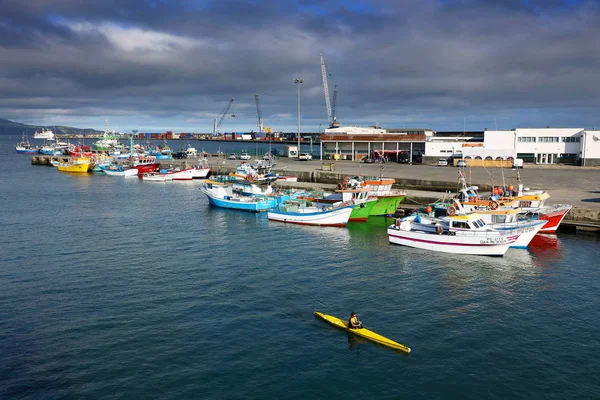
[370,195,405,216]
[206,195,276,212]
[268,205,353,227]
[314,312,411,353]
[15,148,39,154]
[349,199,377,222]
[387,226,515,256]
[536,206,571,233]
[101,167,139,177]
[57,163,90,173]
[191,167,211,179]
[494,220,547,248]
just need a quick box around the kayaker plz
[348,312,362,329]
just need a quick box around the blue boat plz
[200,179,292,212]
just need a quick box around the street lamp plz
[294,78,303,158]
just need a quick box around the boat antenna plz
[482,164,493,194]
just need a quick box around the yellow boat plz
[314,311,411,353]
[57,158,91,173]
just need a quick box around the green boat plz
[369,194,406,216]
[343,176,405,216]
[349,198,378,221]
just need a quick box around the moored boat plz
[200,179,286,212]
[57,157,91,173]
[15,134,39,154]
[343,176,405,216]
[267,200,354,227]
[453,171,572,234]
[100,165,139,177]
[299,186,377,222]
[388,213,518,256]
[142,172,172,182]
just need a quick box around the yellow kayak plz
[314,311,411,353]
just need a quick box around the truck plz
[512,158,523,168]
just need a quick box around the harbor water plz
[1,137,599,399]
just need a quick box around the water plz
[1,137,599,399]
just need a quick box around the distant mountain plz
[0,118,102,136]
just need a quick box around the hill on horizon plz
[0,118,102,136]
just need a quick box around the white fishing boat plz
[437,200,547,249]
[100,165,139,177]
[268,201,354,227]
[158,167,195,181]
[387,213,519,256]
[142,172,172,182]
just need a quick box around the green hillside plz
[0,118,101,136]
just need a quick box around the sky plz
[1,0,600,133]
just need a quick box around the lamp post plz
[294,78,303,158]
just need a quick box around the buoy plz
[489,200,499,210]
[425,206,432,214]
[447,206,457,216]
[508,184,514,191]
[436,225,443,234]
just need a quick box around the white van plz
[512,158,523,168]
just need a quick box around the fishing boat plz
[131,156,159,175]
[190,159,212,179]
[314,312,411,353]
[200,179,283,212]
[421,200,546,248]
[57,157,91,173]
[388,213,518,256]
[267,200,354,227]
[453,171,571,233]
[142,172,172,182]
[100,165,139,177]
[299,187,377,222]
[15,134,39,154]
[343,175,405,216]
[157,167,195,181]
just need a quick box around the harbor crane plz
[213,98,235,135]
[320,54,340,128]
[331,84,337,125]
[254,94,263,134]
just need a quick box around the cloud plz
[0,0,599,132]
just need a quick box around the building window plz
[518,137,536,143]
[539,137,559,143]
[562,137,581,143]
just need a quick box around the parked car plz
[228,153,237,160]
[512,158,524,168]
[361,156,375,163]
[437,158,448,166]
[263,152,274,161]
[456,159,467,167]
[239,153,251,160]
[299,153,313,161]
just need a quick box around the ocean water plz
[1,137,599,399]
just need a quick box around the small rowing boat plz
[314,312,411,353]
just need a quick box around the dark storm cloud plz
[0,0,599,131]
